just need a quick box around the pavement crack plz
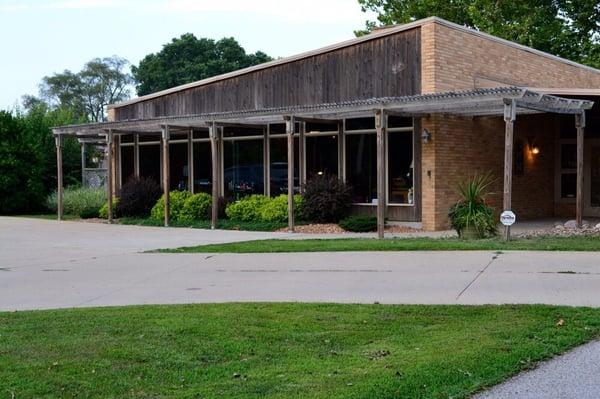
[456,252,501,300]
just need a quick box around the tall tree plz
[132,34,273,96]
[357,0,600,68]
[40,56,133,122]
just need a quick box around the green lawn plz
[157,235,600,253]
[1,304,598,398]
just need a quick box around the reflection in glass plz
[224,139,264,201]
[305,135,338,179]
[388,132,413,204]
[193,142,212,194]
[269,137,299,196]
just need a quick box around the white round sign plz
[500,211,516,226]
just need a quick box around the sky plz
[0,0,377,110]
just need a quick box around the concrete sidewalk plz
[474,340,600,399]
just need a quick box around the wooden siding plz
[115,28,421,121]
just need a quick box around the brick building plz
[54,17,600,235]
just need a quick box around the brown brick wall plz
[420,21,600,93]
[421,114,559,230]
[418,20,599,230]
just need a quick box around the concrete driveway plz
[2,217,600,311]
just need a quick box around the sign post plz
[500,210,516,241]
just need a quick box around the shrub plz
[150,190,191,221]
[117,177,161,217]
[99,198,119,219]
[46,187,105,218]
[448,173,498,239]
[339,215,377,232]
[180,192,212,222]
[225,195,270,222]
[260,194,303,222]
[302,175,352,223]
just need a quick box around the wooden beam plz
[338,120,345,181]
[188,128,194,193]
[503,100,517,241]
[55,135,64,221]
[210,123,219,229]
[264,125,270,196]
[286,116,295,232]
[162,126,170,227]
[292,116,340,124]
[212,121,266,129]
[133,134,140,178]
[375,110,386,239]
[106,130,114,224]
[576,112,586,228]
[299,121,305,192]
[80,142,85,185]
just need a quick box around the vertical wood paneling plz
[115,29,421,121]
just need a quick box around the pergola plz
[53,87,593,239]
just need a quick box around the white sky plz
[0,0,377,109]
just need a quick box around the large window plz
[345,117,414,205]
[120,146,134,185]
[305,135,338,178]
[388,132,414,204]
[139,144,161,186]
[223,139,264,201]
[193,142,212,194]
[269,137,299,196]
[169,143,188,191]
[346,133,377,203]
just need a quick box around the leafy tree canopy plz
[357,0,600,68]
[132,34,273,96]
[35,56,133,122]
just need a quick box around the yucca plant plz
[448,173,498,239]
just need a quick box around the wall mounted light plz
[421,128,431,143]
[528,138,540,155]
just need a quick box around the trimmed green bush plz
[151,190,191,221]
[339,215,377,232]
[260,194,303,222]
[46,187,106,218]
[180,192,212,222]
[225,195,270,222]
[99,198,119,219]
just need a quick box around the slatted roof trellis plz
[52,87,594,137]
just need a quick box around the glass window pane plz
[224,139,264,201]
[388,132,413,204]
[345,117,375,131]
[120,146,134,185]
[139,144,161,186]
[169,143,188,191]
[561,173,576,199]
[269,137,299,196]
[561,144,577,169]
[346,133,377,203]
[305,135,338,179]
[193,142,212,194]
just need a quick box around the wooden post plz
[576,112,586,228]
[55,135,64,221]
[114,135,121,194]
[188,128,194,193]
[338,120,345,181]
[210,123,219,229]
[503,100,517,241]
[299,121,305,192]
[286,116,295,232]
[264,125,271,196]
[162,125,170,227]
[80,142,86,185]
[133,134,140,178]
[106,130,114,224]
[375,110,386,239]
